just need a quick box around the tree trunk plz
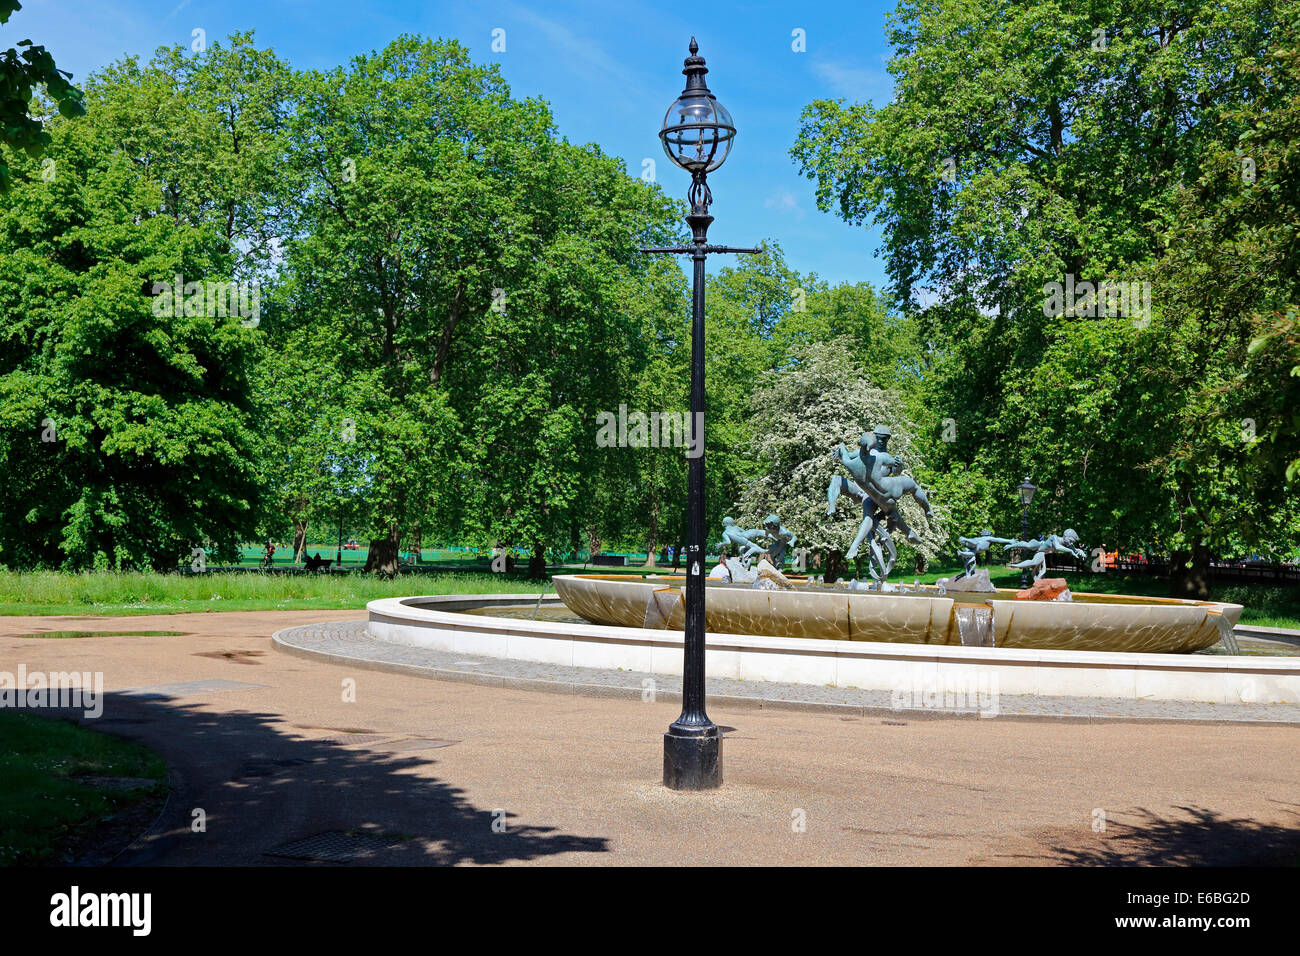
[292,519,308,564]
[645,503,659,569]
[528,540,547,580]
[825,548,847,584]
[1170,541,1212,599]
[672,541,682,571]
[364,522,401,578]
[411,525,422,565]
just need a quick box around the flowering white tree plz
[733,339,946,574]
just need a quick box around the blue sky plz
[10,0,900,287]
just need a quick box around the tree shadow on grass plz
[1040,804,1300,866]
[62,692,610,866]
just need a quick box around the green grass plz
[0,711,168,865]
[1,562,1296,628]
[0,569,548,616]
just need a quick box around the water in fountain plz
[532,581,550,619]
[642,587,682,629]
[954,605,994,647]
[1211,613,1241,655]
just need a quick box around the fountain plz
[552,426,1243,654]
[550,571,1240,653]
[357,423,1297,705]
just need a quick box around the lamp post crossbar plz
[641,245,760,255]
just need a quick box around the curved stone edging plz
[272,621,1300,724]
[362,595,1300,706]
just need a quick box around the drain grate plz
[375,737,459,752]
[308,733,391,746]
[265,831,410,863]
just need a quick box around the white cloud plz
[506,3,643,92]
[764,190,803,218]
[810,58,888,101]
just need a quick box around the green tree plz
[792,0,1298,594]
[733,338,944,579]
[0,35,290,569]
[0,0,85,191]
[276,36,681,576]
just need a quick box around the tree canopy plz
[1,16,1294,590]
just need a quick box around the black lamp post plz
[643,38,755,790]
[1017,476,1037,588]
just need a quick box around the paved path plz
[276,620,1300,725]
[2,611,1298,866]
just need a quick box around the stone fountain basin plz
[551,573,1241,654]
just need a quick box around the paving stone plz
[120,678,267,698]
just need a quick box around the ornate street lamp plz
[658,39,735,216]
[1017,476,1037,588]
[643,38,755,790]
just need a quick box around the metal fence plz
[1045,555,1300,584]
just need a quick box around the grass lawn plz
[0,569,548,616]
[0,711,168,865]
[0,563,1296,629]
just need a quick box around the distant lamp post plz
[1017,476,1037,588]
[642,38,756,790]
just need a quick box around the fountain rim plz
[548,571,1243,611]
[366,593,1271,670]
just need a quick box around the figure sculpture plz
[1004,529,1087,582]
[827,426,936,584]
[760,514,797,566]
[956,529,1014,578]
[716,517,767,564]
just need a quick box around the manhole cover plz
[265,831,410,863]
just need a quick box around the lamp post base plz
[663,732,722,790]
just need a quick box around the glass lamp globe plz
[658,38,735,175]
[660,91,735,173]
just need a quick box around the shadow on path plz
[1040,804,1300,865]
[69,692,609,866]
